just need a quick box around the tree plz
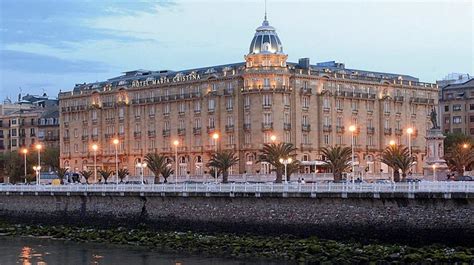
[144,153,167,183]
[42,147,60,171]
[206,150,239,183]
[1,151,35,183]
[160,166,173,183]
[445,144,474,176]
[57,168,69,184]
[381,145,414,182]
[79,170,93,184]
[117,168,129,183]
[444,132,474,153]
[98,169,113,184]
[258,143,298,183]
[320,146,352,181]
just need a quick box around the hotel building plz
[59,17,438,177]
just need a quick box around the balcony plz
[336,126,345,134]
[225,125,234,132]
[91,135,98,141]
[148,130,156,137]
[262,104,272,109]
[300,88,312,94]
[395,129,403,135]
[284,123,291,130]
[192,146,203,152]
[224,144,236,150]
[384,128,392,135]
[261,122,273,131]
[162,129,170,137]
[178,128,186,136]
[193,127,202,135]
[243,124,251,131]
[81,135,89,141]
[303,124,312,132]
[63,136,70,142]
[300,143,313,151]
[178,111,185,116]
[367,127,375,134]
[226,107,233,112]
[134,132,142,138]
[323,125,332,132]
[394,96,404,102]
[105,133,115,139]
[207,126,216,134]
[322,107,330,112]
[105,118,115,124]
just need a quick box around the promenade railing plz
[1,182,473,194]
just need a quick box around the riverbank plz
[0,222,472,263]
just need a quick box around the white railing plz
[0,182,473,194]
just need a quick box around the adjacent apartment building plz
[439,78,474,135]
[59,17,438,177]
[0,94,60,154]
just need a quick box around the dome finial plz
[264,0,267,21]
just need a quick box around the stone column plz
[423,128,448,180]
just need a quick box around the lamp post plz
[407,127,413,173]
[270,135,276,143]
[22,148,28,184]
[462,143,469,174]
[35,144,42,185]
[33,166,41,185]
[348,125,356,183]
[136,161,147,184]
[432,164,436,181]
[173,140,179,184]
[212,133,219,183]
[91,144,98,183]
[279,157,292,184]
[389,140,396,146]
[113,138,119,185]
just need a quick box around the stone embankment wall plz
[0,193,472,245]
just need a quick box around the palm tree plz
[381,144,414,182]
[98,169,113,184]
[144,153,167,183]
[117,168,129,183]
[160,166,173,183]
[258,143,298,183]
[206,150,239,183]
[57,167,69,184]
[320,146,352,181]
[79,170,93,184]
[445,144,474,177]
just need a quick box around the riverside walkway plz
[0,182,473,197]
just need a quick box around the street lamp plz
[279,157,293,184]
[173,140,179,184]
[389,140,396,146]
[212,133,219,183]
[348,125,356,183]
[35,144,42,184]
[91,144,98,183]
[270,135,276,143]
[432,164,437,181]
[462,143,469,173]
[22,148,28,184]
[113,138,119,184]
[33,166,41,185]
[136,161,148,184]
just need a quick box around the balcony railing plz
[148,130,156,137]
[162,129,170,137]
[384,128,392,135]
[367,127,375,134]
[261,123,273,131]
[133,132,141,138]
[207,126,216,133]
[243,124,251,131]
[336,126,345,134]
[193,127,202,135]
[300,143,313,151]
[395,129,403,135]
[225,125,234,132]
[300,88,312,94]
[178,128,186,136]
[303,124,312,132]
[322,125,331,132]
[284,123,291,130]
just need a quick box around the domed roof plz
[248,18,283,55]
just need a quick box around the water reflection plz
[0,236,285,265]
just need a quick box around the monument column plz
[423,108,448,180]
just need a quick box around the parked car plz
[455,176,473,181]
[402,178,421,183]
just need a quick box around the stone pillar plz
[423,128,449,180]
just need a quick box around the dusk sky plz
[0,0,472,100]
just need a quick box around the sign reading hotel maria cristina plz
[131,72,201,88]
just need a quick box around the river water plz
[0,236,286,265]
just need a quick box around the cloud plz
[0,50,111,74]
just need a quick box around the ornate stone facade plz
[59,18,438,177]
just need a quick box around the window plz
[244,113,250,125]
[208,99,215,111]
[263,78,270,88]
[323,116,329,126]
[336,117,342,127]
[384,101,390,113]
[92,110,97,120]
[302,133,310,144]
[194,101,201,112]
[178,119,185,130]
[119,107,124,119]
[351,100,358,111]
[470,116,474,123]
[226,97,233,110]
[444,105,449,112]
[285,131,291,143]
[302,96,309,108]
[263,113,272,124]
[148,106,155,116]
[284,112,290,124]
[367,101,374,112]
[194,118,201,128]
[244,133,251,144]
[444,117,450,124]
[453,104,462,111]
[164,104,170,115]
[208,116,215,128]
[227,134,235,145]
[134,107,141,117]
[283,94,290,106]
[244,95,250,108]
[303,115,309,125]
[263,132,272,143]
[368,135,374,146]
[263,95,272,106]
[336,99,342,110]
[323,134,329,145]
[384,119,390,129]
[453,116,462,124]
[470,104,474,111]
[470,128,474,135]
[336,135,342,145]
[179,102,186,113]
[323,98,330,109]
